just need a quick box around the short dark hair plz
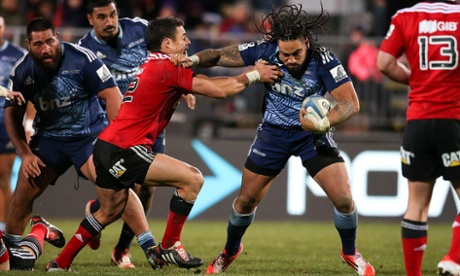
[147,16,185,52]
[87,0,117,14]
[26,17,55,40]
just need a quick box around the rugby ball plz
[302,95,332,120]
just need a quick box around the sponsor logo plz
[329,65,347,82]
[128,38,144,48]
[419,20,458,34]
[96,64,112,83]
[109,158,127,179]
[24,76,34,86]
[96,51,106,59]
[39,96,71,111]
[414,244,427,252]
[75,234,83,242]
[62,70,81,75]
[442,151,460,167]
[400,146,414,165]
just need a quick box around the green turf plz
[8,219,451,275]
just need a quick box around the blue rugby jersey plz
[238,40,350,128]
[78,17,148,94]
[0,41,26,122]
[6,42,117,138]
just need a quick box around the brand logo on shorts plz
[109,158,127,178]
[442,151,460,167]
[400,146,414,165]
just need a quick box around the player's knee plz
[235,196,258,213]
[188,166,204,191]
[334,197,354,214]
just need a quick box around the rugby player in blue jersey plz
[0,15,27,233]
[178,4,376,275]
[3,18,162,270]
[78,1,196,268]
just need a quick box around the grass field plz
[8,219,452,275]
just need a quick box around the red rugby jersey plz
[379,1,460,120]
[98,52,194,149]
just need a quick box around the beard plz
[286,50,312,79]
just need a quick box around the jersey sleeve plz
[317,49,351,93]
[167,62,194,92]
[239,40,277,65]
[379,14,405,58]
[83,56,118,95]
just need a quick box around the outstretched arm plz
[191,60,282,99]
[174,45,246,68]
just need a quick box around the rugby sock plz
[401,219,427,276]
[28,221,47,250]
[54,215,104,269]
[161,191,193,248]
[225,200,256,256]
[3,233,22,246]
[90,199,100,213]
[334,205,357,255]
[114,223,135,251]
[137,230,156,252]
[0,232,9,264]
[90,200,134,251]
[19,236,43,258]
[447,213,460,263]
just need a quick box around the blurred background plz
[7,0,457,222]
[0,0,417,136]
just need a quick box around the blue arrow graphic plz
[188,139,242,219]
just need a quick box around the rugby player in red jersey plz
[378,1,460,275]
[47,16,281,271]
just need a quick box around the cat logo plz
[442,151,460,167]
[109,159,127,179]
[400,146,414,165]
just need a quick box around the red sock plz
[0,237,9,265]
[402,236,427,276]
[28,223,47,250]
[448,214,460,263]
[161,211,187,248]
[54,225,95,269]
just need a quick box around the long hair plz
[26,17,56,40]
[147,16,184,52]
[256,3,329,62]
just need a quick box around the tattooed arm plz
[327,81,359,125]
[299,81,359,133]
[193,45,246,67]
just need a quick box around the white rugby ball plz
[302,95,332,120]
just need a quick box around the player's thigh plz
[0,153,15,185]
[13,165,58,200]
[313,162,352,206]
[144,154,203,188]
[79,154,96,183]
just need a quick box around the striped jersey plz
[6,42,117,138]
[0,40,26,122]
[379,1,460,120]
[78,17,148,95]
[238,40,350,128]
[98,52,194,149]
